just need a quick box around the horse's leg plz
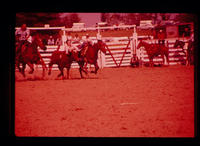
[78,62,84,78]
[42,63,45,78]
[21,63,26,77]
[57,65,63,78]
[165,53,169,66]
[151,58,154,67]
[149,58,153,67]
[91,62,99,74]
[27,62,34,74]
[48,62,53,75]
[66,67,70,79]
[39,60,46,78]
[16,62,22,73]
[79,67,84,78]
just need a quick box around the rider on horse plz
[79,34,93,67]
[80,34,93,56]
[157,29,165,46]
[15,24,30,56]
[64,39,80,62]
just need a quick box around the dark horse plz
[15,34,47,77]
[174,40,194,65]
[137,40,169,67]
[48,40,107,79]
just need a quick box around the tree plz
[68,13,81,28]
[100,13,110,22]
[174,13,197,23]
[124,13,140,25]
[108,13,123,25]
[16,13,61,27]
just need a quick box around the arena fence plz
[35,37,188,70]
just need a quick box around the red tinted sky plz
[60,13,101,27]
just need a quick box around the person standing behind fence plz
[55,34,62,46]
[157,29,165,46]
[47,35,55,45]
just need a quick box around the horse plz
[15,34,47,78]
[48,45,86,79]
[174,40,194,65]
[48,40,107,79]
[137,40,169,67]
[80,40,107,74]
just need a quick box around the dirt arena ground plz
[15,65,194,137]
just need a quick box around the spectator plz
[55,35,62,45]
[47,35,55,45]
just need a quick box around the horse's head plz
[32,34,47,51]
[96,40,107,54]
[137,40,145,49]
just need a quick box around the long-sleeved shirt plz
[15,29,30,41]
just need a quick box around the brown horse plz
[174,40,194,65]
[81,40,107,74]
[137,40,169,67]
[16,34,47,77]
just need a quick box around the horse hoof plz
[62,76,67,80]
[57,74,62,78]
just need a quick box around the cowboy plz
[15,24,31,56]
[64,39,80,62]
[80,33,93,56]
[66,32,73,41]
[157,29,165,46]
[73,34,81,44]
